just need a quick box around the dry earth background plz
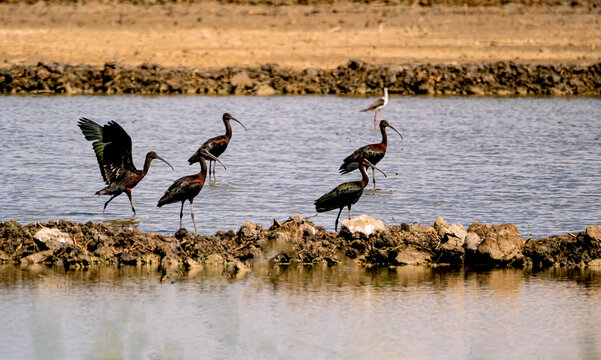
[1,0,600,69]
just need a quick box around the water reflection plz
[1,265,601,358]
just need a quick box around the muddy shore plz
[2,60,600,96]
[2,217,601,279]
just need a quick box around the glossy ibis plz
[339,119,402,189]
[158,150,226,233]
[188,113,246,182]
[78,118,174,215]
[360,87,388,128]
[315,159,387,231]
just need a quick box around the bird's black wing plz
[78,118,135,185]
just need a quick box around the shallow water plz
[0,265,600,359]
[1,95,600,237]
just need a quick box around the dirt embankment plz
[2,60,600,95]
[1,2,600,69]
[2,217,601,280]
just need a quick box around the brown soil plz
[1,2,600,69]
[2,217,601,280]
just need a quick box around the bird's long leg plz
[213,160,217,182]
[102,194,118,215]
[372,167,377,189]
[335,207,343,231]
[190,199,198,233]
[125,189,136,215]
[208,161,212,182]
[373,112,377,128]
[179,201,185,230]
[348,204,352,220]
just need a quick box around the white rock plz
[341,215,386,236]
[464,232,482,251]
[34,228,73,251]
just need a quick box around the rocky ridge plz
[1,60,600,96]
[2,216,601,279]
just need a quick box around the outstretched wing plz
[78,118,135,185]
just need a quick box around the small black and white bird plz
[360,87,388,128]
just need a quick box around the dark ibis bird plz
[339,119,402,189]
[315,159,387,231]
[188,112,246,182]
[158,149,226,233]
[360,87,388,128]
[78,117,174,215]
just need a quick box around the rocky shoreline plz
[2,216,601,280]
[1,60,600,96]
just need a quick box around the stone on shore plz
[475,223,523,264]
[341,215,387,237]
[33,227,73,251]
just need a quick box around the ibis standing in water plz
[77,118,174,215]
[188,113,246,182]
[361,87,388,128]
[339,120,402,189]
[315,159,387,231]
[158,150,226,233]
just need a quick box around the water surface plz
[1,95,600,237]
[0,265,600,359]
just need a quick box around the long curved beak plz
[202,150,227,170]
[365,160,387,178]
[231,116,247,131]
[388,124,403,140]
[156,155,174,171]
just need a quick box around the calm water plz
[0,95,600,237]
[0,265,600,359]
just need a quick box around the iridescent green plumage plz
[315,159,386,231]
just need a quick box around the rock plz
[341,215,386,237]
[433,216,450,238]
[205,254,225,265]
[21,250,54,264]
[33,227,73,251]
[588,259,601,267]
[230,71,254,89]
[467,222,491,240]
[395,247,431,265]
[256,84,276,96]
[238,221,260,241]
[464,232,482,251]
[586,225,601,242]
[409,222,437,236]
[299,223,317,236]
[447,223,467,246]
[433,217,466,246]
[476,224,523,264]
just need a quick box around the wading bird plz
[315,159,387,231]
[158,150,226,233]
[188,113,246,182]
[361,87,388,128]
[78,118,174,215]
[339,120,402,189]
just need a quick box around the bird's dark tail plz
[338,162,358,174]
